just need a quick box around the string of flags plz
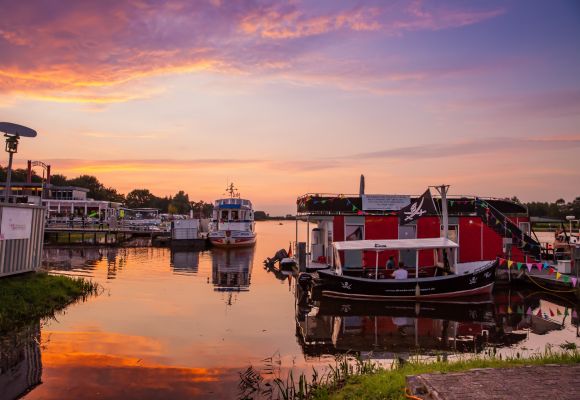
[497,257,578,287]
[497,304,578,320]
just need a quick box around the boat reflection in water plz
[296,286,579,360]
[0,322,42,400]
[211,247,255,304]
[170,250,200,275]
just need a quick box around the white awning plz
[333,237,459,251]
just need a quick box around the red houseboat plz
[296,189,541,273]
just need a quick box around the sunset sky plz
[1,0,579,214]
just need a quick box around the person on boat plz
[393,262,408,279]
[386,256,395,269]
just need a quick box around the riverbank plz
[307,349,580,400]
[0,272,98,334]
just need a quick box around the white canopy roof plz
[333,237,459,251]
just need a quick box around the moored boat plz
[316,237,497,300]
[208,183,256,247]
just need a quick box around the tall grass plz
[0,272,99,334]
[238,347,580,400]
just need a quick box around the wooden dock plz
[44,227,170,246]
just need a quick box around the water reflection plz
[170,250,201,274]
[296,288,579,360]
[0,322,42,400]
[211,248,254,292]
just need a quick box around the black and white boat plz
[316,237,497,300]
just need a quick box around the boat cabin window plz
[231,210,239,220]
[221,210,229,220]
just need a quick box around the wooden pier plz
[44,227,170,246]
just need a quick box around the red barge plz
[295,189,541,274]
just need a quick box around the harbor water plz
[2,221,579,399]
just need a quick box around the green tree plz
[126,189,155,208]
[170,191,190,214]
[49,174,68,186]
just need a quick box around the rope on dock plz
[526,274,578,293]
[404,387,424,400]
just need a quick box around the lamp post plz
[1,123,37,203]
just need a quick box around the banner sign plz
[0,207,33,240]
[362,195,410,211]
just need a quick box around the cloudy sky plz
[1,0,579,214]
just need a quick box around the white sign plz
[0,207,33,240]
[362,195,410,211]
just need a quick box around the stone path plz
[406,364,580,399]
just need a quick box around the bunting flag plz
[526,263,533,273]
[548,267,555,275]
[536,309,542,317]
[573,310,578,319]
[556,272,561,280]
[507,260,514,269]
[562,275,570,283]
[526,307,532,315]
[517,305,524,314]
[517,262,523,270]
[557,309,562,316]
[399,189,437,225]
[550,309,555,317]
[572,277,578,287]
[543,262,549,269]
[564,308,569,316]
[507,306,513,314]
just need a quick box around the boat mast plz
[434,185,450,239]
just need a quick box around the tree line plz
[0,167,213,217]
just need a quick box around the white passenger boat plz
[208,184,256,247]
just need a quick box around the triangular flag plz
[536,263,543,271]
[537,309,542,317]
[507,261,514,269]
[572,277,577,287]
[573,310,578,319]
[526,307,532,315]
[507,306,513,314]
[499,305,506,314]
[557,309,562,316]
[526,263,533,273]
[548,268,555,275]
[543,262,549,269]
[517,262,523,270]
[562,275,570,283]
[550,309,555,317]
[564,309,569,316]
[556,272,561,280]
[517,305,523,314]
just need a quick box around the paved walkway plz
[406,364,580,399]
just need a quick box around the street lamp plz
[0,122,37,203]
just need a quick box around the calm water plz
[1,221,578,399]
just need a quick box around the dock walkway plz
[406,364,580,399]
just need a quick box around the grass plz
[317,349,580,400]
[0,272,99,334]
[239,348,580,400]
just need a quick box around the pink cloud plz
[0,0,505,103]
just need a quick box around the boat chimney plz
[359,174,365,195]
